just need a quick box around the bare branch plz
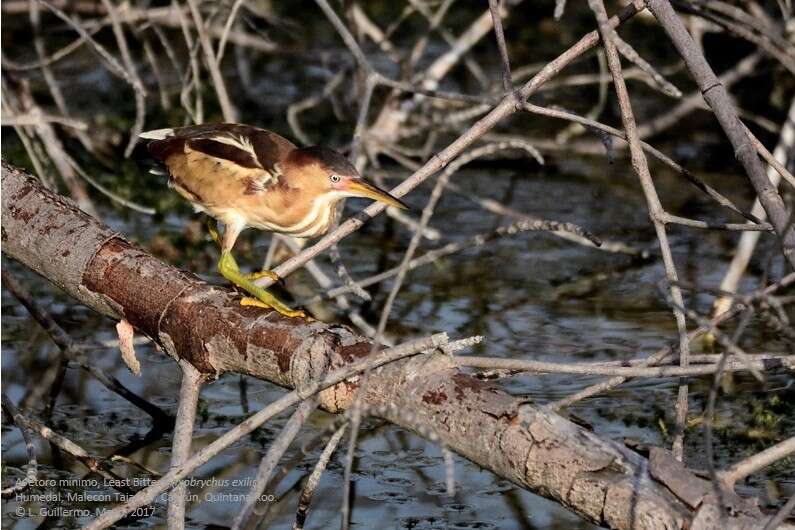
[455,355,792,377]
[647,0,795,268]
[233,399,317,529]
[0,394,38,498]
[293,426,347,530]
[719,436,795,488]
[184,0,237,122]
[487,0,513,94]
[166,362,204,530]
[588,0,691,460]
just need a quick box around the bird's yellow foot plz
[240,297,306,318]
[218,251,305,318]
[243,269,282,283]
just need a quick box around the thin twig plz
[613,33,681,97]
[301,216,609,305]
[743,122,795,190]
[522,103,767,225]
[487,0,513,94]
[99,0,146,156]
[216,0,245,64]
[184,0,237,122]
[233,399,317,530]
[712,100,795,319]
[0,394,38,498]
[588,0,691,460]
[293,425,347,530]
[37,0,146,157]
[175,0,204,123]
[166,361,203,530]
[637,52,761,140]
[552,272,795,409]
[703,306,754,523]
[719,436,795,488]
[1,113,87,130]
[455,355,791,377]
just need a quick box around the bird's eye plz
[330,174,341,183]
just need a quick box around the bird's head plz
[280,146,407,209]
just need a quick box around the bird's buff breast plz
[246,194,339,238]
[166,148,337,238]
[192,189,338,239]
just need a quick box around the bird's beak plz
[347,180,408,210]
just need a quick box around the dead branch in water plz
[4,161,783,530]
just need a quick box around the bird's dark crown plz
[291,146,358,176]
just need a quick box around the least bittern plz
[140,123,406,318]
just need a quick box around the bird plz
[139,123,407,318]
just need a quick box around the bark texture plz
[1,161,769,530]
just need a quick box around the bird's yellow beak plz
[347,180,408,210]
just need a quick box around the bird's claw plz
[240,297,307,319]
[206,219,222,247]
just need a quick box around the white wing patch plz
[139,128,175,140]
[209,134,261,169]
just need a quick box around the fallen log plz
[0,161,770,529]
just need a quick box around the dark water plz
[2,4,794,528]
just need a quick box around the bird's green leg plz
[208,218,282,283]
[218,251,305,318]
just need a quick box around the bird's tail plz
[139,128,174,140]
[139,128,174,176]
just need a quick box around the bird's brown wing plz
[142,124,298,211]
[145,123,297,183]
